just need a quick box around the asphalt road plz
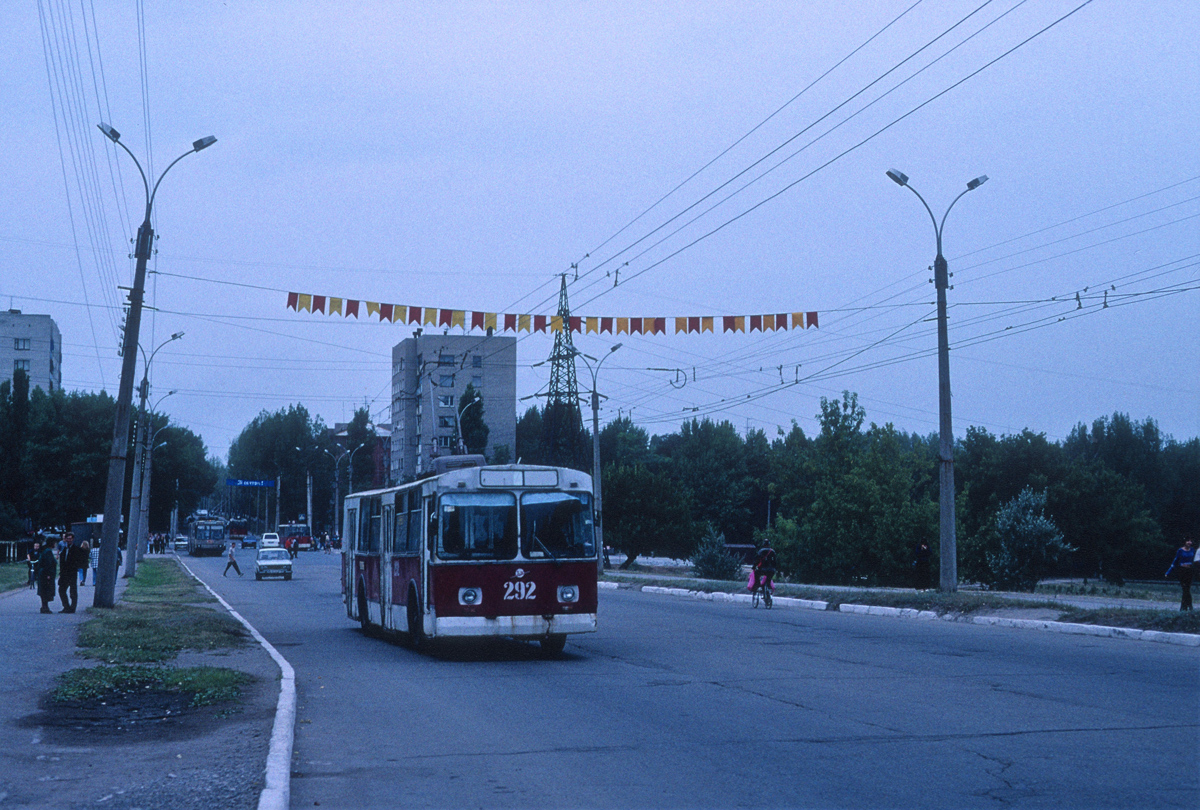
[186,550,1199,810]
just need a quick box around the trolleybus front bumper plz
[432,612,596,639]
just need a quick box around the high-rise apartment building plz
[0,310,62,394]
[390,333,517,481]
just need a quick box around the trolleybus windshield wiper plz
[530,522,559,565]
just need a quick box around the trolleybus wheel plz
[540,634,567,657]
[406,587,425,650]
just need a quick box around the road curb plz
[177,557,296,810]
[622,583,1200,646]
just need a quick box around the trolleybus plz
[343,458,597,654]
[187,514,229,556]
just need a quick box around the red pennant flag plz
[569,316,581,333]
[439,309,452,327]
[471,311,485,330]
[408,306,422,324]
[806,311,819,328]
[750,315,762,332]
[688,317,700,334]
[600,317,613,334]
[313,295,326,314]
[723,316,735,332]
[776,313,788,329]
[379,304,393,322]
[346,300,360,318]
[651,318,665,335]
[630,318,643,334]
[287,292,299,310]
[504,313,517,332]
[534,315,547,332]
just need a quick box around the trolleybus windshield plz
[520,492,594,560]
[437,493,518,561]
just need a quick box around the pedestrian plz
[35,539,57,613]
[223,541,243,577]
[913,540,932,591]
[77,540,91,586]
[1165,537,1195,611]
[58,533,86,613]
[88,541,100,586]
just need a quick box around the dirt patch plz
[21,687,216,741]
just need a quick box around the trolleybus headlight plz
[557,585,578,603]
[458,587,481,606]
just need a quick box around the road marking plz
[176,557,295,810]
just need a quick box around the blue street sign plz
[226,479,276,488]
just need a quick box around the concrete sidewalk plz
[0,558,277,810]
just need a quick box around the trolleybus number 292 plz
[343,461,598,655]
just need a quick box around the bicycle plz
[751,574,773,609]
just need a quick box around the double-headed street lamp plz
[94,124,215,609]
[130,390,176,569]
[886,169,988,592]
[323,443,362,542]
[577,343,622,575]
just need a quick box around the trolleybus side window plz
[345,508,357,550]
[437,493,517,561]
[365,498,382,552]
[520,492,595,560]
[383,504,393,552]
[392,499,408,553]
[407,491,422,553]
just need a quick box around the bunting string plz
[286,292,819,333]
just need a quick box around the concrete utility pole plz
[93,123,215,609]
[577,344,621,576]
[886,168,988,592]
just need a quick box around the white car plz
[259,532,281,548]
[255,548,292,580]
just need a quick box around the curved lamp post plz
[577,343,622,575]
[94,124,215,608]
[126,332,182,575]
[130,391,175,567]
[886,169,987,592]
[455,390,483,454]
[323,443,362,544]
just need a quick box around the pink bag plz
[747,570,757,591]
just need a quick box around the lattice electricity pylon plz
[541,275,585,469]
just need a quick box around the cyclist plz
[752,542,777,597]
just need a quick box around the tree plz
[515,405,545,464]
[602,464,695,567]
[690,524,742,581]
[985,488,1073,591]
[458,384,489,455]
[653,418,753,544]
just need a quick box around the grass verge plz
[53,664,250,707]
[602,570,1200,634]
[0,562,29,594]
[77,559,247,663]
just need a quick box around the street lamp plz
[577,343,622,575]
[135,435,169,561]
[455,390,483,454]
[886,168,987,592]
[295,445,315,542]
[132,398,174,565]
[322,443,361,544]
[126,332,183,575]
[95,124,215,609]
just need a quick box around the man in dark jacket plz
[35,541,57,613]
[58,533,86,613]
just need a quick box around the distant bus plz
[343,460,597,655]
[278,522,313,551]
[228,518,252,548]
[187,515,229,556]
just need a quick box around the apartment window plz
[14,359,30,372]
[472,375,483,388]
[436,436,453,448]
[14,338,30,351]
[438,395,454,408]
[437,416,455,429]
[438,353,455,366]
[472,355,482,368]
[439,374,454,388]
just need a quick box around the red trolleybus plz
[343,459,597,655]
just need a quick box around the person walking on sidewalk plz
[57,533,86,613]
[35,540,57,613]
[1165,537,1194,611]
[223,541,243,577]
[88,541,100,587]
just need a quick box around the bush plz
[986,488,1074,591]
[691,525,742,581]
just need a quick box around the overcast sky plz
[3,0,1197,461]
